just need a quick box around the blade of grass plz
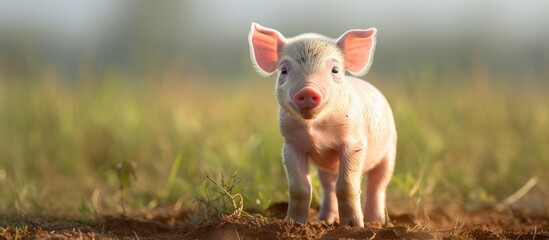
[162,152,184,198]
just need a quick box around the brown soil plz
[1,203,547,239]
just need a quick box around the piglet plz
[248,23,396,227]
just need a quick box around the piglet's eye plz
[331,66,339,74]
[281,67,288,75]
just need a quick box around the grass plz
[0,66,547,220]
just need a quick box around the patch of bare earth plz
[1,203,547,239]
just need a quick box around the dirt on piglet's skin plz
[1,203,548,239]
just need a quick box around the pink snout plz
[293,87,322,110]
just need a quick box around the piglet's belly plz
[306,144,386,173]
[307,149,340,172]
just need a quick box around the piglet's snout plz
[293,87,322,110]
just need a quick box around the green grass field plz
[0,67,547,221]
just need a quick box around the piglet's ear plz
[336,28,377,76]
[249,23,287,76]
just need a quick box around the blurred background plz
[1,1,548,78]
[0,1,548,217]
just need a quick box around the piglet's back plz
[346,76,397,164]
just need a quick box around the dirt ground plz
[1,203,548,239]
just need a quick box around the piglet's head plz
[249,23,377,120]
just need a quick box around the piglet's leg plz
[364,142,396,223]
[336,145,366,227]
[317,169,339,224]
[363,143,396,223]
[283,143,312,223]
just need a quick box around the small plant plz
[195,170,250,220]
[109,161,137,215]
[78,198,99,222]
[12,224,28,240]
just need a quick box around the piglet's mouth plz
[297,108,319,120]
